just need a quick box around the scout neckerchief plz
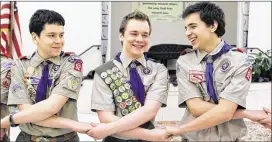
[203,42,232,104]
[115,52,146,106]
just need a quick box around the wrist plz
[108,123,117,135]
[9,113,19,127]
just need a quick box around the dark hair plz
[182,2,225,37]
[119,10,152,35]
[29,9,65,36]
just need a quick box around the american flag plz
[1,1,22,58]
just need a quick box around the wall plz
[109,2,237,69]
[247,2,271,52]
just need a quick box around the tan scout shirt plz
[7,51,83,137]
[91,52,169,140]
[1,55,13,119]
[176,40,253,141]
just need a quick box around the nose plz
[55,36,62,43]
[136,35,144,42]
[185,29,192,37]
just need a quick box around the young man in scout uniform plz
[88,10,172,141]
[1,53,13,142]
[164,2,271,141]
[0,9,93,141]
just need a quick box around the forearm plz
[189,100,247,119]
[102,113,151,140]
[33,115,75,129]
[178,104,233,134]
[109,107,155,134]
[14,100,55,124]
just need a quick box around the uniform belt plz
[30,131,77,142]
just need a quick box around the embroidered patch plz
[245,68,252,81]
[121,109,129,115]
[245,55,255,66]
[53,65,60,72]
[189,70,205,83]
[74,60,82,72]
[68,78,78,90]
[142,67,152,75]
[1,79,9,89]
[5,71,11,79]
[12,83,22,93]
[3,62,12,69]
[68,56,75,63]
[220,60,231,72]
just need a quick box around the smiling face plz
[184,12,223,53]
[32,24,64,59]
[119,19,150,59]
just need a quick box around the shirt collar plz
[30,51,61,67]
[196,40,225,64]
[120,52,147,69]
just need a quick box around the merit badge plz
[125,99,132,106]
[127,89,133,96]
[129,106,136,112]
[112,67,119,73]
[220,60,231,72]
[101,72,107,78]
[189,70,205,84]
[118,86,125,93]
[113,89,120,96]
[74,60,82,72]
[132,96,137,102]
[12,83,22,94]
[121,109,129,116]
[120,78,127,83]
[52,65,60,72]
[27,67,35,76]
[27,85,36,99]
[124,83,130,90]
[105,77,112,84]
[245,68,252,81]
[110,83,116,90]
[115,80,122,86]
[68,78,78,90]
[116,72,123,78]
[111,74,117,80]
[135,102,141,109]
[106,69,113,75]
[121,92,129,99]
[115,96,122,103]
[142,67,152,75]
[1,79,9,89]
[119,102,126,109]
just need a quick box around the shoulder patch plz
[64,52,73,55]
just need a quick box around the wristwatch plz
[9,113,19,127]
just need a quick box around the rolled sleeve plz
[8,60,32,105]
[219,58,252,109]
[91,73,115,112]
[51,58,83,100]
[176,59,202,108]
[145,64,169,107]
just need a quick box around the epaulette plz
[62,52,74,57]
[181,48,194,55]
[232,47,245,53]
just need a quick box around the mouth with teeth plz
[132,43,145,49]
[189,37,197,45]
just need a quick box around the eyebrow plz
[185,23,197,29]
[129,30,149,35]
[46,32,64,34]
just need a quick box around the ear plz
[31,32,38,44]
[211,20,218,33]
[119,33,124,42]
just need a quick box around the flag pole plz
[9,1,14,59]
